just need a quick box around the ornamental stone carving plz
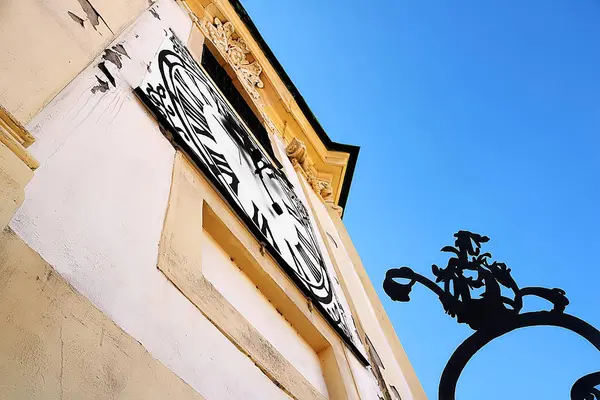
[286,137,308,168]
[198,15,339,207]
[201,17,264,100]
[318,180,334,202]
[286,137,335,202]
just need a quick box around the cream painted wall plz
[202,230,330,397]
[0,0,147,124]
[346,347,383,400]
[9,2,292,399]
[0,228,205,400]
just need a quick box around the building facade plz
[0,1,426,399]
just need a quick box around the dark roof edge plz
[230,0,360,215]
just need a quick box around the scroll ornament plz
[384,231,600,400]
[201,17,264,100]
[200,17,336,206]
[286,137,335,202]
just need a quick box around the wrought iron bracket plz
[384,231,600,399]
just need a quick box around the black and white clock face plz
[137,33,354,343]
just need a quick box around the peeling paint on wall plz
[96,62,115,87]
[91,76,109,93]
[112,44,130,59]
[91,44,130,93]
[68,11,85,28]
[150,6,161,20]
[67,0,114,33]
[76,0,101,30]
[103,49,124,69]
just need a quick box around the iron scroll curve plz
[383,231,600,400]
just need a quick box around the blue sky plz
[242,1,600,398]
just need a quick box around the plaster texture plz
[0,228,206,400]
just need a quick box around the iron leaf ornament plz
[384,231,600,400]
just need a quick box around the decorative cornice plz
[286,137,337,206]
[200,17,264,100]
[183,4,352,211]
[196,15,282,140]
[0,106,38,169]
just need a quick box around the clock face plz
[137,33,357,347]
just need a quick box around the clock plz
[136,32,363,360]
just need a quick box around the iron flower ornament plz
[384,231,600,399]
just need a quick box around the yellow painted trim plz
[0,106,38,170]
[157,152,362,399]
[159,251,327,400]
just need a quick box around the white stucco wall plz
[202,230,329,397]
[346,348,383,400]
[9,2,292,399]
